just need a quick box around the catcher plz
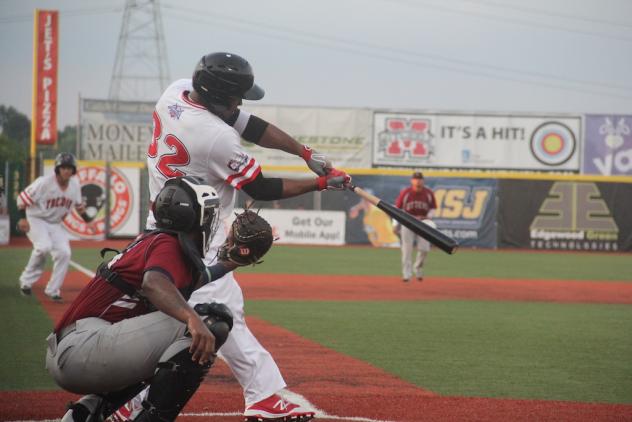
[51,177,274,422]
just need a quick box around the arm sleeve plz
[18,177,43,208]
[241,171,284,201]
[207,129,262,190]
[227,109,269,144]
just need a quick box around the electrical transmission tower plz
[109,0,170,101]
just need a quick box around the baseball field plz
[1,239,631,421]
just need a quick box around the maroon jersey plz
[55,233,196,332]
[395,186,436,218]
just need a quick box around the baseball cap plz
[412,172,424,179]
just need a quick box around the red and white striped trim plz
[19,191,34,206]
[181,91,206,110]
[226,158,261,190]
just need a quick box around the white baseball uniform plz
[18,173,82,297]
[146,79,285,405]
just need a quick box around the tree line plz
[0,105,77,164]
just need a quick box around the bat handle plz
[351,185,380,206]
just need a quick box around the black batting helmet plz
[153,176,220,255]
[54,152,77,175]
[192,52,264,110]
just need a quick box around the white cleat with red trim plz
[243,393,315,421]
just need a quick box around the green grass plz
[1,244,631,401]
[0,249,58,389]
[246,300,632,404]
[9,245,632,282]
[8,245,632,281]
[239,245,632,282]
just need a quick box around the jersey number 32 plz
[148,111,190,178]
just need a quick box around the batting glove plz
[317,169,352,191]
[302,145,332,176]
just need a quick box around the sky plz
[1,0,631,128]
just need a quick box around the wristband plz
[301,145,312,161]
[317,175,327,191]
[19,208,26,219]
[207,262,231,281]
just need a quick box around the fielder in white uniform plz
[17,153,93,301]
[112,52,351,422]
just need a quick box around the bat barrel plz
[377,202,458,255]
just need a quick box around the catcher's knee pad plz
[134,349,210,422]
[192,302,233,350]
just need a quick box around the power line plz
[464,0,632,30]
[162,4,632,101]
[385,0,632,43]
[0,6,122,24]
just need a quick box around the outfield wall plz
[14,160,628,252]
[237,169,632,252]
[4,107,631,250]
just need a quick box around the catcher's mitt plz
[218,210,273,266]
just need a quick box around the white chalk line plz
[70,259,96,278]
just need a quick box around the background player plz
[394,171,437,282]
[117,52,350,422]
[17,152,94,301]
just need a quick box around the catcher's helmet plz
[54,152,77,175]
[192,52,264,110]
[153,176,220,255]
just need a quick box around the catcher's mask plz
[192,52,264,112]
[54,152,77,175]
[153,176,220,255]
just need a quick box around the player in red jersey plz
[394,171,437,282]
[48,177,235,422]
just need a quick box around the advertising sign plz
[322,175,498,248]
[499,180,632,251]
[241,105,373,169]
[583,115,632,175]
[44,162,141,238]
[431,178,498,248]
[232,208,346,245]
[32,10,59,145]
[373,112,581,171]
[80,99,154,161]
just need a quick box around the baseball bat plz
[350,185,458,255]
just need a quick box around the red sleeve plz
[429,189,437,210]
[395,188,407,209]
[144,234,192,289]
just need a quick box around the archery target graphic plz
[530,122,576,166]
